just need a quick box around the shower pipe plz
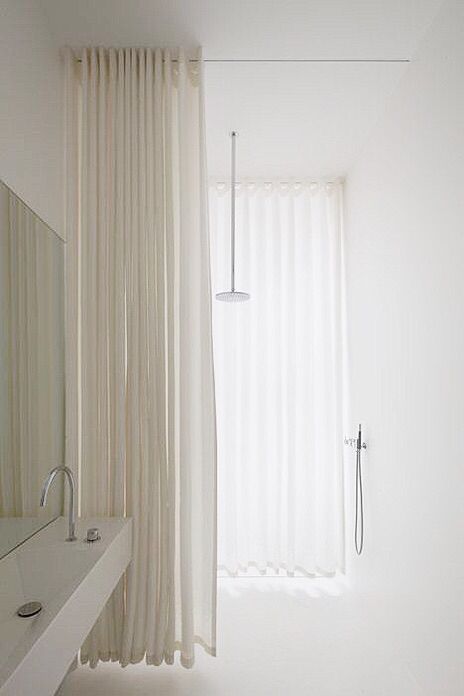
[215,132,250,302]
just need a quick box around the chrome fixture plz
[17,601,43,618]
[344,424,367,555]
[86,527,101,543]
[344,429,367,450]
[40,466,77,542]
[216,131,250,302]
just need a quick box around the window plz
[211,180,345,577]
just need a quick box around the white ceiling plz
[41,0,444,177]
[205,61,403,179]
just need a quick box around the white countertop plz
[0,516,132,696]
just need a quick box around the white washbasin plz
[0,516,132,696]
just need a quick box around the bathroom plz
[0,1,463,694]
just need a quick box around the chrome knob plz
[86,527,100,543]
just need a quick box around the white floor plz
[60,576,432,696]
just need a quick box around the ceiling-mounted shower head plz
[215,131,250,303]
[216,290,250,302]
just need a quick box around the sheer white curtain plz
[210,181,344,576]
[65,47,217,668]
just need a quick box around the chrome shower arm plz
[230,130,237,292]
[215,130,250,302]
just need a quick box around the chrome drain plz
[17,601,42,618]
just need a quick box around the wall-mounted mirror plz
[0,179,64,559]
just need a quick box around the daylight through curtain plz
[210,180,344,576]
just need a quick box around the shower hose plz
[354,446,364,555]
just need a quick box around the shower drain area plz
[17,601,43,618]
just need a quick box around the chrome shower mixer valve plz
[344,424,367,450]
[344,435,367,449]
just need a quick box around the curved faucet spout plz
[40,465,77,541]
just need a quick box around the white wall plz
[345,0,464,691]
[0,0,63,236]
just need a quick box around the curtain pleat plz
[65,46,216,668]
[211,181,344,577]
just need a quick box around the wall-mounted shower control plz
[344,428,367,451]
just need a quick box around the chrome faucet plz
[40,466,77,541]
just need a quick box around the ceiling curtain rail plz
[75,57,411,64]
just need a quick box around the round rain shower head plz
[216,290,250,303]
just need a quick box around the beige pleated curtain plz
[64,47,217,668]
